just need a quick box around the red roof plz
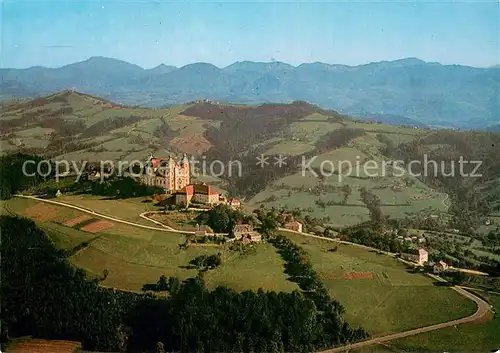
[177,184,194,196]
[208,187,219,196]
[176,184,218,196]
[193,183,218,195]
[151,158,162,169]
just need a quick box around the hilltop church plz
[139,153,191,193]
[139,152,241,208]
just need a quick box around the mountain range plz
[1,56,499,129]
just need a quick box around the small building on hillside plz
[88,171,102,181]
[401,248,428,265]
[284,221,303,233]
[195,230,207,236]
[433,260,449,273]
[417,248,428,265]
[233,224,255,239]
[241,233,262,244]
[232,224,261,243]
[194,224,213,236]
[279,213,292,224]
[227,198,241,209]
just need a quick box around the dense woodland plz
[0,153,52,199]
[183,102,324,158]
[0,153,163,200]
[1,216,367,352]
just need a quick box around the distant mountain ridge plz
[1,56,499,129]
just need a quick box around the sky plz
[1,0,499,69]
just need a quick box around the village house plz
[194,224,213,236]
[417,248,428,265]
[417,248,428,264]
[284,221,303,233]
[227,198,241,209]
[88,170,109,181]
[232,224,261,243]
[139,153,190,193]
[433,260,449,273]
[402,248,428,265]
[242,233,262,244]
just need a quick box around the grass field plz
[149,211,200,231]
[280,231,477,336]
[56,194,160,225]
[3,196,482,341]
[351,345,396,353]
[388,291,500,352]
[249,169,447,228]
[3,197,296,293]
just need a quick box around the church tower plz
[165,155,175,192]
[174,153,190,190]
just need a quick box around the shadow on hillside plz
[432,281,454,287]
[179,265,197,270]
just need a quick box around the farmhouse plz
[233,224,261,242]
[241,233,262,244]
[227,198,241,209]
[284,221,303,233]
[139,153,190,193]
[402,248,428,265]
[88,170,105,180]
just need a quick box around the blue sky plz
[2,0,499,69]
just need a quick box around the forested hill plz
[0,215,367,352]
[2,56,499,129]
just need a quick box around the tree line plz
[269,233,368,343]
[0,153,51,200]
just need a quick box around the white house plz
[417,248,428,265]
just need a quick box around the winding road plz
[318,283,490,352]
[12,194,492,352]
